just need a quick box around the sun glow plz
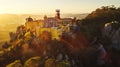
[0,0,119,14]
[0,10,6,14]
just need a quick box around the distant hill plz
[0,13,88,25]
[61,13,89,19]
[0,13,88,42]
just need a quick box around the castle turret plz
[44,15,47,20]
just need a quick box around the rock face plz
[103,21,120,50]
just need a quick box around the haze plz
[0,0,120,14]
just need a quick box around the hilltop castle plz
[25,10,77,40]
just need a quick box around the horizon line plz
[0,13,90,15]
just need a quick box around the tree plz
[79,5,120,41]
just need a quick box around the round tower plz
[26,16,33,22]
[44,15,47,20]
[56,9,60,19]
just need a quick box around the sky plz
[0,0,120,14]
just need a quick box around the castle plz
[25,10,77,40]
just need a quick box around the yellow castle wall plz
[25,21,43,31]
[25,21,70,40]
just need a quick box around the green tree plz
[79,5,120,41]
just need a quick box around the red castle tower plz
[56,9,60,19]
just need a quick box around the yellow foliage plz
[55,61,71,67]
[6,60,22,67]
[24,56,41,67]
[45,59,56,67]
